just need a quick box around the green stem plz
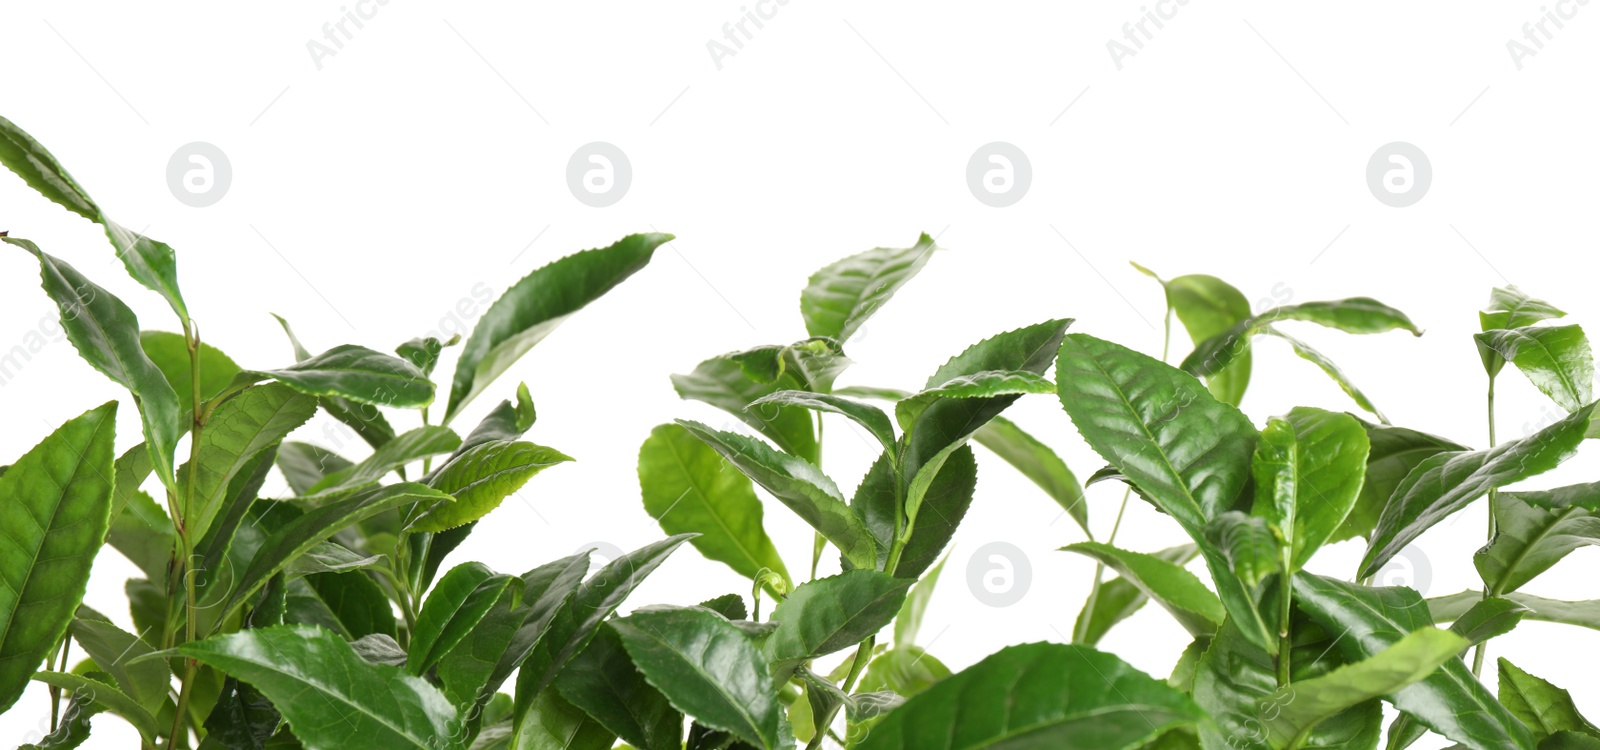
[48,634,69,731]
[168,319,206,749]
[1471,375,1498,679]
[806,636,876,750]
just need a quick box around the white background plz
[2,2,1598,747]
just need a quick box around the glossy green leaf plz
[1204,511,1280,593]
[408,562,512,675]
[183,383,317,540]
[69,608,169,714]
[1164,272,1254,407]
[22,674,106,749]
[0,403,116,713]
[612,606,783,750]
[1498,658,1600,743]
[270,314,398,449]
[247,344,434,408]
[202,675,281,750]
[221,482,453,623]
[276,441,355,497]
[1431,590,1600,633]
[30,671,158,742]
[456,384,538,455]
[1292,573,1536,750]
[1062,542,1223,638]
[555,623,682,750]
[893,553,946,647]
[1055,333,1272,652]
[1333,419,1467,545]
[396,334,454,377]
[107,486,172,584]
[857,646,950,698]
[1259,327,1388,422]
[1253,407,1370,572]
[856,642,1203,750]
[140,331,240,421]
[850,445,976,579]
[1478,487,1600,595]
[510,689,616,750]
[306,425,461,498]
[767,570,911,675]
[1477,326,1594,412]
[0,115,189,322]
[638,424,790,591]
[1360,402,1595,579]
[302,570,397,639]
[1447,597,1529,649]
[894,370,1054,432]
[800,233,937,342]
[170,624,461,750]
[1182,297,1421,378]
[1072,544,1199,647]
[676,419,875,569]
[1542,731,1600,750]
[730,337,852,394]
[412,440,572,532]
[8,238,181,490]
[1482,286,1566,331]
[972,416,1088,535]
[749,391,896,456]
[447,232,671,421]
[672,353,819,463]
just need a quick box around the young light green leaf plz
[1253,407,1370,572]
[411,440,572,532]
[1498,658,1600,743]
[168,624,461,750]
[857,646,951,698]
[1333,419,1467,544]
[447,232,671,422]
[182,383,317,540]
[8,238,181,490]
[1292,573,1536,750]
[555,623,683,750]
[140,331,240,421]
[306,425,462,498]
[1478,487,1600,595]
[638,424,791,591]
[0,403,116,713]
[1182,297,1421,378]
[676,419,876,570]
[1431,590,1600,633]
[1482,286,1566,332]
[973,416,1088,535]
[408,562,512,676]
[800,233,938,342]
[767,570,912,675]
[510,688,616,750]
[1062,542,1224,638]
[1476,326,1594,412]
[246,344,434,408]
[749,390,896,456]
[396,334,455,377]
[455,384,537,455]
[671,353,820,463]
[1360,402,1595,579]
[1259,327,1388,422]
[612,606,783,750]
[1164,272,1254,407]
[29,671,158,743]
[855,642,1204,750]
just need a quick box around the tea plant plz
[4,112,1600,750]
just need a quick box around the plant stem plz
[806,636,876,750]
[167,319,207,749]
[48,634,69,731]
[1471,375,1498,678]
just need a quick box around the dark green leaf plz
[849,446,976,579]
[169,624,460,750]
[305,425,461,499]
[893,370,1054,432]
[0,403,116,713]
[408,562,512,676]
[396,335,453,377]
[1333,419,1467,544]
[1072,544,1198,646]
[276,442,354,497]
[638,424,790,591]
[30,671,158,742]
[1476,326,1594,412]
[447,232,670,421]
[1498,658,1600,742]
[612,606,783,750]
[767,570,911,675]
[555,623,682,750]
[301,571,396,639]
[201,676,280,750]
[456,384,538,455]
[749,391,896,456]
[672,354,819,463]
[698,594,747,621]
[855,642,1203,750]
[972,416,1088,535]
[1182,297,1421,378]
[800,233,937,342]
[184,383,317,540]
[1360,402,1595,579]
[68,608,170,714]
[1478,487,1600,595]
[1447,597,1529,649]
[1062,542,1223,638]
[247,344,434,408]
[509,688,616,750]
[411,440,571,532]
[1260,327,1388,422]
[270,314,398,450]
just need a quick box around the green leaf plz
[893,553,946,647]
[510,688,617,750]
[1182,297,1421,378]
[456,385,538,455]
[1291,573,1536,750]
[30,671,159,742]
[1447,597,1529,649]
[855,642,1203,750]
[1055,333,1272,653]
[246,344,434,408]
[107,487,173,583]
[1482,286,1566,332]
[800,233,937,342]
[276,441,354,497]
[1498,658,1600,742]
[1252,407,1370,572]
[894,370,1054,432]
[676,419,875,570]
[767,570,912,675]
[612,606,783,750]
[7,238,181,490]
[68,608,170,714]
[857,646,951,698]
[1204,511,1280,593]
[270,314,398,449]
[555,623,683,750]
[221,482,454,623]
[1431,590,1600,633]
[1072,544,1198,646]
[1477,326,1594,413]
[408,562,512,675]
[973,416,1087,535]
[140,331,240,421]
[637,424,790,591]
[1360,402,1595,579]
[1333,419,1467,544]
[0,115,189,322]
[0,402,116,713]
[672,353,819,463]
[1542,731,1600,750]
[1259,327,1388,422]
[306,425,462,498]
[411,440,572,532]
[849,446,977,579]
[1478,486,1600,595]
[183,383,317,540]
[21,673,105,749]
[169,624,461,750]
[749,391,896,456]
[202,676,280,750]
[301,570,397,639]
[1163,272,1254,407]
[396,335,454,377]
[1061,542,1223,638]
[447,232,670,421]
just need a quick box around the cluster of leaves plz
[4,113,1600,750]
